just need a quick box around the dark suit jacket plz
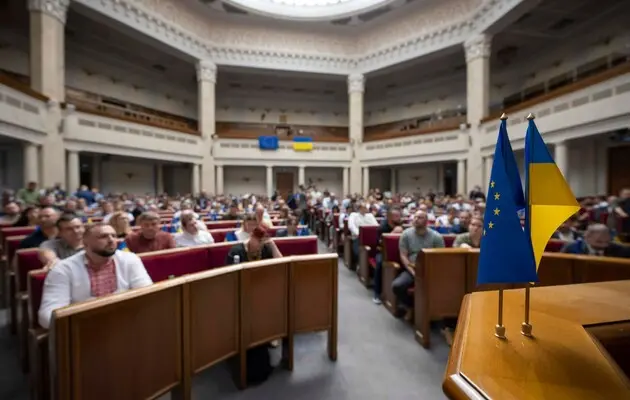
[561,240,630,258]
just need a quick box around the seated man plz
[18,207,59,249]
[552,217,581,242]
[373,207,403,305]
[39,213,85,267]
[348,202,379,270]
[174,212,215,247]
[276,216,310,237]
[393,210,445,320]
[225,213,257,242]
[38,223,153,329]
[453,216,483,249]
[562,224,630,258]
[125,211,176,253]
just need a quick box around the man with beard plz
[38,223,153,329]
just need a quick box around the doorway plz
[80,162,92,189]
[608,145,630,195]
[276,172,294,199]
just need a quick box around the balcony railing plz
[216,122,350,143]
[364,114,467,142]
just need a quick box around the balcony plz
[63,109,204,163]
[0,75,48,142]
[480,62,630,152]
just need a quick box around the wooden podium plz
[444,281,630,400]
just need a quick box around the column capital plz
[28,0,70,24]
[348,73,365,94]
[196,60,217,83]
[464,34,492,63]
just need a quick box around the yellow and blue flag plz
[524,117,579,268]
[293,136,313,151]
[478,118,537,284]
[117,241,131,252]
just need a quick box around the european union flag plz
[477,118,537,284]
[258,136,279,150]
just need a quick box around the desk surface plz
[444,281,630,400]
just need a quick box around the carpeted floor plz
[0,241,450,399]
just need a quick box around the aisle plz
[190,241,450,399]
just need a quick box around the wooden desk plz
[444,281,630,400]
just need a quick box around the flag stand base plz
[494,325,506,339]
[521,323,533,337]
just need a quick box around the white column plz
[266,165,273,198]
[156,164,164,194]
[298,165,305,187]
[464,34,491,194]
[342,167,349,196]
[555,141,569,180]
[390,168,397,194]
[362,166,370,196]
[457,159,466,195]
[216,165,224,195]
[66,150,80,193]
[483,155,494,189]
[191,163,200,195]
[29,1,69,189]
[91,155,101,189]
[23,142,39,186]
[348,73,364,195]
[196,60,217,194]
[436,164,445,194]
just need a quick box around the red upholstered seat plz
[1,227,36,246]
[359,225,379,256]
[443,234,456,248]
[268,226,283,237]
[545,239,566,252]
[205,221,239,230]
[140,247,209,282]
[28,271,47,329]
[382,234,401,264]
[208,228,236,243]
[16,249,43,292]
[206,242,235,268]
[273,236,318,256]
[5,235,27,264]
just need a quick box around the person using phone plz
[225,224,283,264]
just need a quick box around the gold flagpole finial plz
[526,113,535,120]
[500,113,508,120]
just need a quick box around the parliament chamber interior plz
[1,0,630,398]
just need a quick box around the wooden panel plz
[444,281,630,400]
[276,172,294,199]
[536,253,575,286]
[586,322,630,379]
[608,145,630,195]
[188,267,240,374]
[465,250,514,292]
[575,256,630,284]
[241,260,289,348]
[291,255,336,333]
[52,282,184,400]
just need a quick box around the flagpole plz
[494,112,509,340]
[521,112,535,338]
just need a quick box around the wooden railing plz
[216,122,350,143]
[481,57,630,123]
[363,115,466,142]
[0,72,49,102]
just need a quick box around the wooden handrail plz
[481,59,630,123]
[65,102,202,136]
[216,131,350,143]
[363,117,464,142]
[0,73,49,102]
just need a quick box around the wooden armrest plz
[29,327,48,342]
[16,292,28,301]
[384,261,400,269]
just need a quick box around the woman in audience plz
[174,212,214,247]
[225,213,258,242]
[276,215,309,237]
[13,205,39,227]
[453,216,483,248]
[109,211,132,239]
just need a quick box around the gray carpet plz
[0,241,450,399]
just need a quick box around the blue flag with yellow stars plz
[477,118,537,284]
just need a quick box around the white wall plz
[567,136,609,197]
[304,167,343,195]
[101,157,155,195]
[223,166,266,196]
[397,164,439,194]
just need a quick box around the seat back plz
[1,226,36,247]
[205,220,239,230]
[28,270,47,329]
[273,236,318,256]
[382,234,401,264]
[140,247,209,282]
[15,248,43,292]
[359,225,379,256]
[5,235,27,264]
[443,234,456,248]
[545,239,566,252]
[206,241,237,268]
[208,228,236,243]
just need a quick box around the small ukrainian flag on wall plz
[293,136,313,151]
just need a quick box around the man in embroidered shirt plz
[125,211,176,253]
[38,223,153,329]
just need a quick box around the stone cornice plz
[28,0,71,24]
[74,0,524,75]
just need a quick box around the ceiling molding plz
[73,0,526,75]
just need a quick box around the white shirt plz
[338,212,347,229]
[235,229,250,241]
[38,250,153,329]
[436,215,459,227]
[103,212,135,223]
[174,230,215,247]
[348,212,378,238]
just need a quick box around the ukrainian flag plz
[293,136,313,151]
[524,115,580,269]
[117,241,131,252]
